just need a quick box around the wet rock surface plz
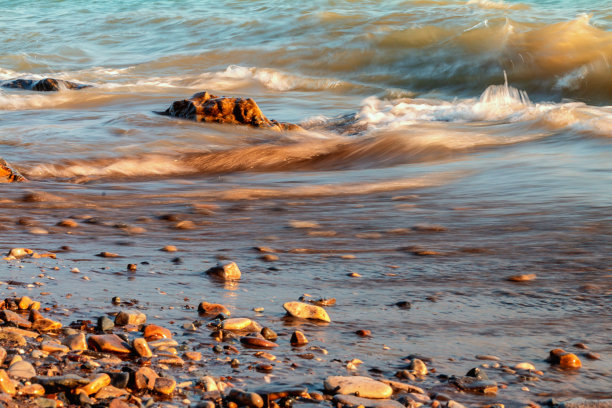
[159,91,301,130]
[1,78,90,91]
[0,158,26,183]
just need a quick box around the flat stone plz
[205,261,241,280]
[32,374,89,391]
[77,373,111,395]
[63,333,88,351]
[380,380,425,394]
[228,389,264,408]
[451,376,498,394]
[133,338,153,357]
[0,369,16,395]
[1,310,32,329]
[115,310,146,326]
[41,341,70,353]
[198,302,231,316]
[88,334,131,354]
[31,317,62,332]
[324,376,393,399]
[0,331,26,346]
[408,358,427,376]
[143,324,172,341]
[184,351,202,361]
[20,383,45,396]
[34,397,57,408]
[514,362,536,370]
[240,336,278,349]
[134,367,158,390]
[157,356,184,366]
[283,302,330,322]
[8,360,36,379]
[147,338,179,348]
[221,318,260,332]
[507,274,536,282]
[333,395,404,408]
[154,377,176,395]
[95,385,129,399]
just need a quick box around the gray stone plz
[98,316,114,331]
[8,360,37,379]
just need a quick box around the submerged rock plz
[283,301,331,322]
[548,349,582,369]
[1,78,89,92]
[0,158,26,183]
[159,91,301,130]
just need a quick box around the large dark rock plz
[0,158,27,183]
[159,91,301,131]
[1,78,89,92]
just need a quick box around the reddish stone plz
[88,334,131,354]
[143,324,172,341]
[240,336,278,349]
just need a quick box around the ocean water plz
[0,0,611,405]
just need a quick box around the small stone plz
[199,376,218,392]
[548,349,581,369]
[198,301,231,316]
[133,338,153,357]
[0,369,15,395]
[0,330,26,346]
[127,264,137,271]
[230,358,240,367]
[324,376,393,399]
[7,248,33,258]
[409,358,428,376]
[585,352,601,360]
[221,318,260,332]
[57,219,78,228]
[240,336,278,349]
[134,367,158,390]
[97,251,119,258]
[205,262,241,280]
[76,373,111,395]
[228,389,264,408]
[32,374,89,391]
[63,333,87,351]
[161,245,178,252]
[175,220,196,229]
[514,362,536,371]
[290,330,308,346]
[33,398,57,408]
[115,310,146,326]
[451,376,498,394]
[0,348,5,365]
[18,296,33,310]
[20,383,45,396]
[41,341,70,353]
[356,329,371,337]
[379,380,425,395]
[154,377,176,395]
[95,385,129,399]
[98,316,115,331]
[507,274,536,282]
[32,317,62,332]
[184,351,202,361]
[112,296,121,305]
[158,356,184,366]
[261,327,277,341]
[1,310,32,329]
[88,334,131,354]
[466,367,488,380]
[283,301,330,322]
[475,355,501,361]
[147,338,179,348]
[8,360,36,379]
[144,324,172,341]
[254,351,276,361]
[260,254,278,262]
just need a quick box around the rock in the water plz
[240,336,278,349]
[450,376,498,394]
[283,301,330,322]
[154,377,176,395]
[221,318,260,332]
[228,389,265,408]
[205,261,242,280]
[548,349,582,369]
[408,358,428,377]
[143,324,172,341]
[160,91,300,131]
[114,310,147,326]
[290,330,309,346]
[133,338,153,357]
[0,158,26,183]
[333,395,405,408]
[2,78,89,92]
[32,374,90,391]
[324,376,393,399]
[198,301,231,316]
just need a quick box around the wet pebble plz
[290,330,308,346]
[548,349,582,369]
[283,301,330,322]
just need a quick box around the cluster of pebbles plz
[0,251,605,408]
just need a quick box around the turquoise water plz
[0,0,611,406]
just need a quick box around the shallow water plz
[0,0,611,405]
